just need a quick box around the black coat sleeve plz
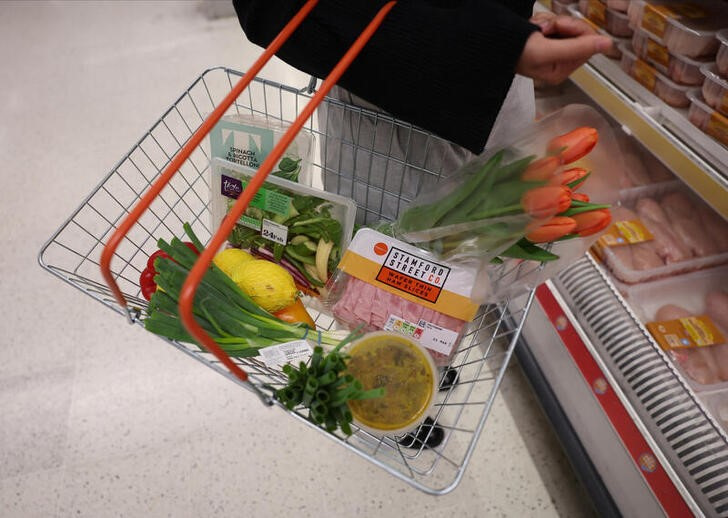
[232,0,539,154]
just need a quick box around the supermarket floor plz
[1,2,596,516]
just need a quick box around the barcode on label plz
[259,340,312,367]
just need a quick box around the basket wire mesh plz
[39,66,537,494]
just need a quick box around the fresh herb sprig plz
[276,329,384,436]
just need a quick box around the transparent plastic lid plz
[719,28,728,45]
[634,0,728,36]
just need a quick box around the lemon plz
[213,248,254,278]
[231,259,297,312]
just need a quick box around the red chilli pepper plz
[139,267,157,301]
[141,242,199,301]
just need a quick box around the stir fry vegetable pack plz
[211,158,356,295]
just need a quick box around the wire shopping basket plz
[38,1,536,494]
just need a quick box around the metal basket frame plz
[39,64,537,494]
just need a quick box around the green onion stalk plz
[143,223,345,357]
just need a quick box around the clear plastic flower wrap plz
[386,104,622,303]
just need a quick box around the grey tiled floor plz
[1,1,596,516]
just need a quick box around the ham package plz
[326,229,480,366]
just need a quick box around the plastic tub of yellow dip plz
[345,331,438,436]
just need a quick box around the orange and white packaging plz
[325,228,479,366]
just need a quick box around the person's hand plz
[515,14,613,85]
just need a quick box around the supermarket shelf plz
[514,310,626,518]
[531,256,728,517]
[534,0,728,218]
[570,55,728,218]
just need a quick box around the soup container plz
[345,331,439,437]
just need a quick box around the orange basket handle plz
[100,0,320,321]
[179,2,397,399]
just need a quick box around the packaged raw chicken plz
[619,42,692,107]
[628,266,728,391]
[700,64,728,117]
[634,197,692,263]
[325,228,480,366]
[595,184,728,283]
[631,27,711,85]
[552,0,577,15]
[605,0,630,12]
[578,0,633,37]
[696,203,728,253]
[687,90,728,148]
[629,0,728,57]
[718,29,728,76]
[568,4,628,59]
[661,190,720,257]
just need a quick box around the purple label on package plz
[221,174,242,199]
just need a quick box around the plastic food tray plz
[631,27,710,85]
[604,0,629,12]
[699,390,728,433]
[718,29,728,77]
[619,42,692,107]
[687,89,728,148]
[568,4,628,59]
[625,265,728,393]
[628,0,728,58]
[578,0,633,37]
[600,181,728,284]
[551,0,577,15]
[701,63,728,117]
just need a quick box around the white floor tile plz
[0,366,75,479]
[0,468,64,518]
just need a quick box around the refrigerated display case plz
[521,3,728,516]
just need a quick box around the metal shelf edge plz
[569,57,728,219]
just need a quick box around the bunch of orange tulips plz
[519,127,611,245]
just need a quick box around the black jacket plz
[232,0,538,154]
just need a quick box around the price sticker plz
[418,320,459,356]
[259,340,312,367]
[261,218,288,245]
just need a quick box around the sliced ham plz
[696,205,728,253]
[331,275,467,366]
